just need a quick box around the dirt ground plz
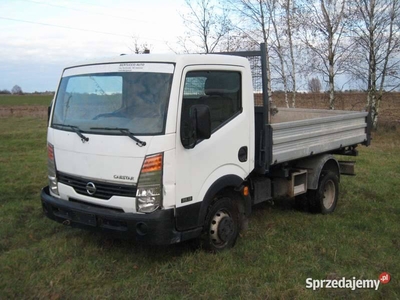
[1,92,399,125]
[0,105,47,118]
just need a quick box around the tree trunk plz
[259,0,273,104]
[368,0,377,127]
[324,2,335,110]
[285,0,296,108]
[328,63,335,109]
[270,1,289,108]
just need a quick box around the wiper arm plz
[90,127,146,147]
[52,123,89,142]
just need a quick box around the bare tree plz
[179,0,232,53]
[229,0,274,102]
[282,0,298,107]
[308,77,322,93]
[239,0,300,108]
[11,85,23,95]
[268,0,290,107]
[266,0,299,108]
[129,37,151,54]
[350,0,400,128]
[216,28,255,52]
[298,0,350,109]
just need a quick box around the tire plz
[294,193,308,211]
[202,197,239,252]
[308,171,339,214]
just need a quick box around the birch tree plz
[268,0,290,107]
[350,0,400,128]
[298,0,350,109]
[269,0,299,108]
[282,0,297,107]
[230,0,274,102]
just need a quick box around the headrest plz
[204,73,240,95]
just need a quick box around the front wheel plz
[202,197,239,252]
[308,171,339,214]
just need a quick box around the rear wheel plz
[308,171,339,214]
[294,193,308,211]
[202,197,239,252]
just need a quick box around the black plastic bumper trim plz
[41,186,202,245]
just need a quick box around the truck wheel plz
[294,194,308,211]
[203,198,239,252]
[308,171,339,214]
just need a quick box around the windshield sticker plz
[119,63,145,72]
[63,63,174,77]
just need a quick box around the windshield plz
[52,63,174,135]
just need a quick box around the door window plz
[181,71,242,145]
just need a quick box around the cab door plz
[175,66,251,230]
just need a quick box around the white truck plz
[41,44,371,251]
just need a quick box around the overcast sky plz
[0,0,186,92]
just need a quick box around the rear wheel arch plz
[294,154,341,214]
[296,154,340,190]
[322,159,340,179]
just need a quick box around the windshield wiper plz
[52,123,89,143]
[90,127,146,147]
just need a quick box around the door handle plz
[238,146,248,162]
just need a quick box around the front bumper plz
[41,186,201,245]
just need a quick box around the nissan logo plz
[86,182,96,195]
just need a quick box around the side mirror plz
[181,104,211,149]
[48,100,53,123]
[190,104,211,140]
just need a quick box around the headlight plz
[136,185,162,213]
[136,153,163,213]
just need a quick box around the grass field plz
[0,116,399,299]
[0,95,53,106]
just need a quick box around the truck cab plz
[41,54,254,249]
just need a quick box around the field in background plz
[0,95,53,106]
[0,95,52,118]
[1,92,399,126]
[0,106,399,297]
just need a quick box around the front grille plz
[58,172,137,200]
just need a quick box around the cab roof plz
[65,53,250,70]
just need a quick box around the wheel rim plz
[323,179,336,209]
[209,210,234,247]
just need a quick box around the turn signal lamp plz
[136,153,163,213]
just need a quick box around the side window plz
[181,71,242,145]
